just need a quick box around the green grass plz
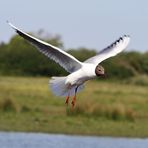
[0,76,148,137]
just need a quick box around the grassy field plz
[0,76,148,137]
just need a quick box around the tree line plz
[0,34,148,79]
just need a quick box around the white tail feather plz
[49,77,84,97]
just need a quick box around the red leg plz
[65,96,70,105]
[71,86,78,108]
[71,95,76,107]
[65,84,72,106]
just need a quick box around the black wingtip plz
[108,35,130,48]
[123,35,130,38]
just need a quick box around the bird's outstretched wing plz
[8,22,82,73]
[84,35,130,65]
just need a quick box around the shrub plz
[0,98,19,112]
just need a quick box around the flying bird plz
[8,22,130,107]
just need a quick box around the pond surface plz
[0,132,148,148]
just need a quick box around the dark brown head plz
[95,65,105,77]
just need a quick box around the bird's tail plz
[49,77,84,97]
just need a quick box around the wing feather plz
[84,35,130,65]
[8,22,82,73]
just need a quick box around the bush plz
[0,34,148,79]
[0,98,19,112]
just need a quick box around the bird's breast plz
[66,64,96,85]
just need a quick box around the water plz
[0,132,148,148]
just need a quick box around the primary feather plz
[84,35,130,65]
[8,22,82,73]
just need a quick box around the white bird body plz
[66,63,96,86]
[8,21,130,107]
[50,63,96,97]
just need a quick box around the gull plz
[8,22,130,107]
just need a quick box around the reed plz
[66,103,135,121]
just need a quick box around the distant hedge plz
[0,34,148,79]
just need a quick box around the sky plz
[1,0,148,52]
